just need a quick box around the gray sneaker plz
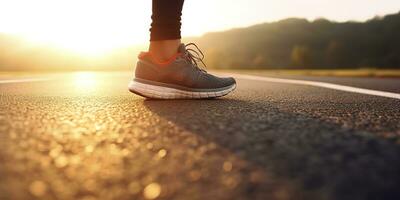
[128,43,236,99]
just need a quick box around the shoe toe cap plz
[223,77,236,87]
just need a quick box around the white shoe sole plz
[128,80,236,99]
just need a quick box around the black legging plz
[150,0,184,41]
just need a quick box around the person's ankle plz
[149,40,181,62]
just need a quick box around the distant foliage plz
[1,12,400,70]
[190,11,400,69]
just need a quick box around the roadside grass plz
[224,69,400,78]
[0,69,399,78]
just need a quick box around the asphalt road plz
[0,71,399,200]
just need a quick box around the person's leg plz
[129,0,236,99]
[149,0,184,62]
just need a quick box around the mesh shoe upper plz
[135,43,236,90]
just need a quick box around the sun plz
[1,0,152,55]
[24,31,130,56]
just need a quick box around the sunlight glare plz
[0,0,151,55]
[25,32,126,56]
[73,72,98,92]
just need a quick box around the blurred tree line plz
[1,11,399,71]
[190,11,400,69]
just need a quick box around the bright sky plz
[1,0,399,54]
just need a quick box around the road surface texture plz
[0,71,399,200]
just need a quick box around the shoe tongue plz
[178,43,186,54]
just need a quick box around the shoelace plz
[184,43,207,73]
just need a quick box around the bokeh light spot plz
[29,181,47,197]
[143,182,161,199]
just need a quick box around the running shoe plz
[128,43,236,99]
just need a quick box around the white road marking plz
[231,74,400,100]
[0,78,49,84]
[1,74,400,100]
